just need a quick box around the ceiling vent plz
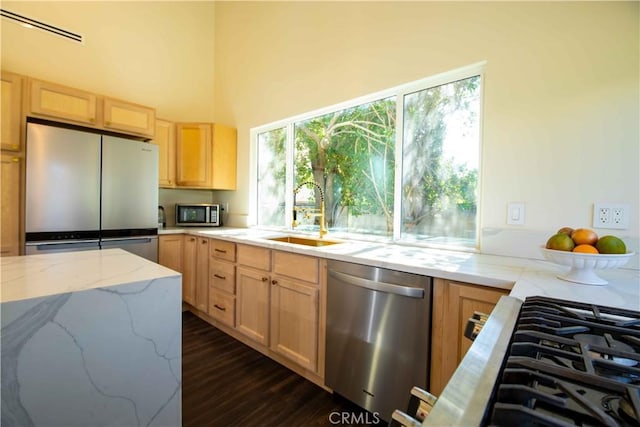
[1,9,83,44]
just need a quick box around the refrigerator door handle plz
[101,237,154,243]
[25,240,100,250]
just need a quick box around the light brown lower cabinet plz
[236,265,270,346]
[270,276,319,372]
[195,237,210,312]
[234,244,323,374]
[182,235,197,306]
[0,154,21,256]
[158,235,183,273]
[430,278,509,396]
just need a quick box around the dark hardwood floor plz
[182,311,383,427]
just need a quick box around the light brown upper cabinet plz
[1,71,24,151]
[103,97,155,138]
[29,79,98,127]
[176,123,211,188]
[153,119,176,187]
[176,123,237,190]
[28,77,156,139]
[211,124,237,190]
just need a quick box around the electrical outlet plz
[593,203,629,229]
[598,206,610,225]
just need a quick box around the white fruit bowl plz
[541,247,635,285]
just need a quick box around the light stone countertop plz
[0,248,181,303]
[160,227,640,310]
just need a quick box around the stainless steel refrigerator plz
[25,121,159,262]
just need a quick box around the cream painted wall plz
[213,1,639,256]
[1,1,216,122]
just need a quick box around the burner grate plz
[487,296,640,427]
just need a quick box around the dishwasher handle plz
[329,269,425,298]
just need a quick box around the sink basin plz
[267,236,343,247]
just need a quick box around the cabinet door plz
[211,124,237,190]
[182,235,197,306]
[430,279,508,395]
[1,154,21,256]
[236,266,270,346]
[176,123,212,187]
[195,237,210,312]
[154,119,176,188]
[158,235,183,272]
[270,277,318,372]
[103,97,155,138]
[29,79,98,126]
[1,72,23,151]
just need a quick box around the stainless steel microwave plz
[175,203,222,226]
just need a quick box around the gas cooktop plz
[486,296,640,426]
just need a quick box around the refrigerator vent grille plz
[1,9,83,44]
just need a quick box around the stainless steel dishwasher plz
[325,259,432,422]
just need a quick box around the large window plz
[252,63,483,250]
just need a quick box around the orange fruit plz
[596,235,626,254]
[571,228,598,246]
[573,244,599,254]
[546,233,575,251]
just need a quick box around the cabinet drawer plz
[237,244,271,271]
[211,260,235,294]
[272,251,319,284]
[209,290,235,328]
[211,239,236,262]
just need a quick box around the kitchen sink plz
[266,236,343,247]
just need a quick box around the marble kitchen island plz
[1,249,182,427]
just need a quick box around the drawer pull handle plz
[261,277,268,282]
[214,274,226,280]
[214,304,226,312]
[215,248,227,254]
[271,280,278,285]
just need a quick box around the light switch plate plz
[507,203,525,225]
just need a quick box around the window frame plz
[249,61,486,249]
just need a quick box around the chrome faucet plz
[293,181,328,239]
